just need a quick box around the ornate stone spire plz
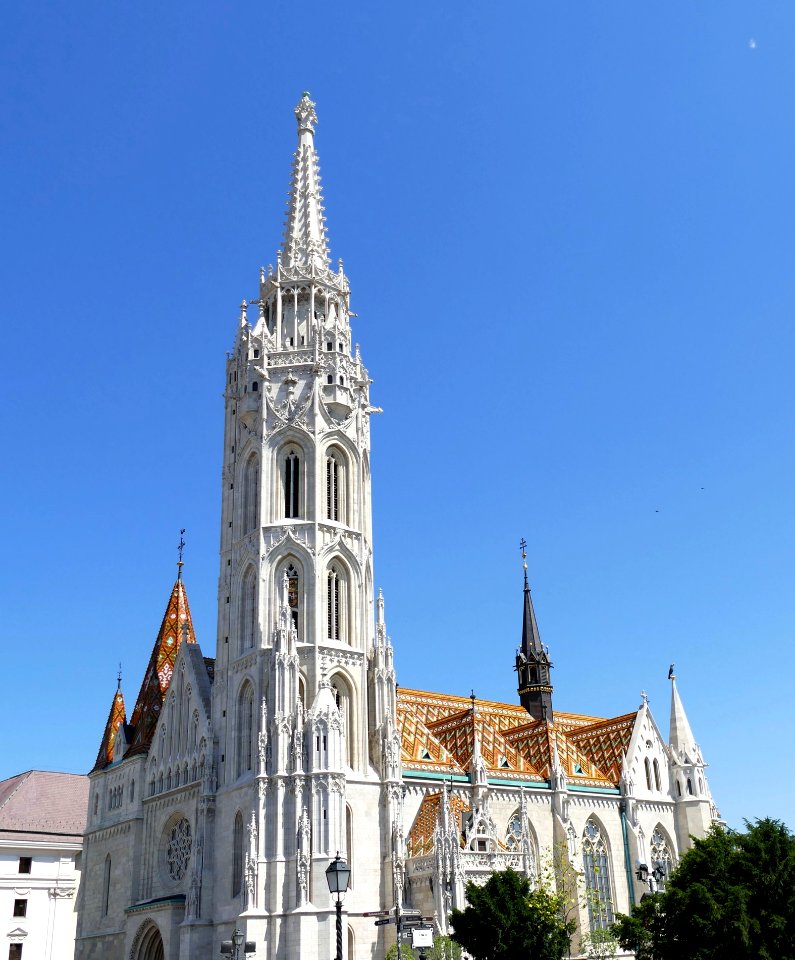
[281,92,331,275]
[669,672,701,764]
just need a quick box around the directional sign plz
[401,909,422,917]
[362,911,392,918]
[374,918,395,926]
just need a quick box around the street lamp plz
[325,853,351,960]
[636,862,666,895]
[220,928,256,958]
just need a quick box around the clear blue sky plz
[1,3,793,831]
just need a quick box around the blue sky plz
[1,2,793,830]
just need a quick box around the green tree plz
[612,818,795,960]
[450,868,573,960]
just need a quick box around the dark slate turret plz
[515,561,553,722]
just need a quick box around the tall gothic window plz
[582,818,614,930]
[239,568,257,652]
[644,757,652,791]
[102,855,111,917]
[653,758,662,791]
[650,827,673,890]
[326,449,344,522]
[232,811,244,897]
[243,454,259,532]
[327,564,347,643]
[236,683,255,778]
[331,674,354,767]
[284,449,301,518]
[286,562,300,633]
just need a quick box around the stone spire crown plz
[281,92,332,275]
[669,675,701,764]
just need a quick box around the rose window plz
[166,818,192,881]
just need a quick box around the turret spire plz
[281,92,332,274]
[92,678,127,771]
[669,671,701,764]
[515,540,553,722]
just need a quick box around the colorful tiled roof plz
[406,791,469,858]
[92,686,127,772]
[125,576,197,758]
[398,688,637,787]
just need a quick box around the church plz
[74,95,720,960]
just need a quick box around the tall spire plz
[515,540,553,722]
[125,574,197,757]
[281,92,332,275]
[92,679,127,771]
[669,671,701,764]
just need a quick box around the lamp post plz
[636,862,666,896]
[325,853,351,960]
[220,928,256,958]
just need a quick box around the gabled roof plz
[125,576,197,759]
[0,771,89,838]
[398,687,638,787]
[406,791,470,858]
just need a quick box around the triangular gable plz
[406,791,469,858]
[567,711,637,783]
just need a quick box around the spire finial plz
[295,92,317,141]
[668,663,676,681]
[177,528,186,579]
[470,689,476,712]
[641,689,649,705]
[519,537,528,588]
[117,663,122,692]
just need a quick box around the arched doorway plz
[133,922,164,960]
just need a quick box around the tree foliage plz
[612,818,795,960]
[450,868,573,960]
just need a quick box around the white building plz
[0,770,89,960]
[75,94,720,960]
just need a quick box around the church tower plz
[211,93,391,960]
[515,546,553,722]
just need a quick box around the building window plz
[582,819,614,930]
[232,811,244,898]
[650,827,673,890]
[327,564,347,643]
[284,450,301,518]
[102,855,111,916]
[237,683,255,778]
[9,945,23,960]
[325,450,345,522]
[286,563,300,633]
[243,454,259,533]
[653,758,661,791]
[17,857,31,874]
[12,900,26,918]
[239,567,257,653]
[644,758,652,791]
[687,777,693,795]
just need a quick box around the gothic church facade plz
[75,96,720,960]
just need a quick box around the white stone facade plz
[74,95,720,960]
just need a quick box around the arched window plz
[232,811,244,898]
[687,777,693,795]
[102,855,111,916]
[284,562,301,634]
[239,567,257,653]
[653,758,662,791]
[129,779,135,803]
[243,454,259,533]
[650,827,673,890]
[191,711,199,750]
[326,449,344,522]
[676,779,682,797]
[644,758,652,791]
[582,819,614,930]
[331,674,354,767]
[327,563,347,643]
[236,683,255,778]
[283,449,301,518]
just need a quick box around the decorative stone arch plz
[159,811,193,888]
[130,920,165,960]
[649,822,675,886]
[323,553,357,646]
[240,449,260,534]
[329,669,357,768]
[271,430,312,520]
[235,563,258,655]
[272,551,308,640]
[504,806,539,876]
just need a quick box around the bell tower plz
[212,93,388,960]
[515,541,553,722]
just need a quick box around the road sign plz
[362,911,392,918]
[374,918,395,926]
[401,908,422,916]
